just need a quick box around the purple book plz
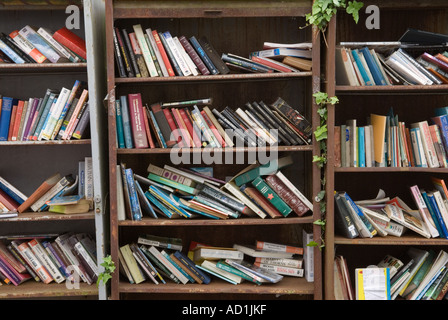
[22,98,40,141]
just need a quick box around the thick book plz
[19,25,61,63]
[189,36,219,75]
[9,30,47,63]
[127,93,148,148]
[234,155,293,186]
[152,30,175,77]
[37,27,79,63]
[241,184,282,218]
[128,32,149,77]
[282,56,312,71]
[334,192,360,239]
[0,97,13,141]
[119,96,134,148]
[112,28,127,77]
[251,176,292,217]
[150,102,176,147]
[198,36,229,74]
[53,27,86,60]
[17,173,61,213]
[179,35,210,75]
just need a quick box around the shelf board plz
[115,72,313,84]
[119,276,313,295]
[116,145,313,154]
[334,235,448,246]
[0,63,87,73]
[0,139,91,146]
[118,215,314,227]
[334,167,448,173]
[0,211,95,222]
[335,84,448,94]
[113,0,312,19]
[0,281,97,299]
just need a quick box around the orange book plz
[17,173,61,213]
[53,27,86,60]
[142,105,155,149]
[9,30,47,64]
[436,53,448,65]
[0,189,19,211]
[7,103,18,141]
[152,29,175,77]
[11,100,24,141]
[201,110,226,147]
[255,240,304,255]
[17,242,52,284]
[172,108,193,147]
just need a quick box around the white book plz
[386,53,429,85]
[193,247,244,261]
[133,24,158,77]
[201,260,243,283]
[31,176,73,212]
[255,257,303,269]
[255,262,304,277]
[84,157,94,203]
[145,28,168,77]
[275,171,313,211]
[16,241,53,283]
[28,239,65,283]
[18,25,61,63]
[223,181,267,219]
[55,234,89,283]
[411,122,438,168]
[233,244,294,259]
[236,108,274,145]
[161,31,192,76]
[148,246,189,284]
[173,36,199,76]
[10,31,47,63]
[40,87,70,140]
[74,242,99,276]
[384,204,431,239]
[0,176,28,203]
[303,230,314,282]
[365,126,372,167]
[432,191,448,228]
[37,27,78,62]
[116,165,126,221]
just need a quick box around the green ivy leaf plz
[314,124,328,141]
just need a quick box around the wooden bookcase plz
[105,0,323,300]
[0,0,102,299]
[324,0,448,300]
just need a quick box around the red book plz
[171,108,192,147]
[265,174,310,217]
[7,103,18,141]
[11,100,24,141]
[201,110,226,147]
[0,242,26,274]
[179,108,201,148]
[250,55,293,73]
[127,93,148,149]
[142,105,155,148]
[242,186,282,219]
[162,109,183,147]
[0,189,19,211]
[53,27,86,60]
[152,29,175,77]
[421,52,448,73]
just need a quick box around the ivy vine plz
[308,92,339,250]
[97,255,116,287]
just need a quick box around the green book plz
[216,260,261,285]
[147,173,196,195]
[251,176,292,217]
[234,156,293,187]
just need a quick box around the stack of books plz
[335,107,448,168]
[113,24,312,78]
[335,176,448,240]
[0,233,97,286]
[336,44,448,86]
[338,248,448,300]
[119,235,307,285]
[0,80,90,142]
[115,94,312,149]
[117,156,313,221]
[0,26,86,64]
[0,157,93,215]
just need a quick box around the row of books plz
[336,248,448,300]
[334,107,448,168]
[0,233,97,286]
[116,94,312,150]
[0,157,93,216]
[0,25,86,64]
[0,80,90,142]
[113,23,313,78]
[336,43,448,86]
[120,235,313,285]
[335,176,448,240]
[117,156,313,221]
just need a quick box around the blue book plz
[351,49,374,86]
[359,47,387,85]
[432,114,448,152]
[125,168,142,221]
[119,95,134,148]
[148,185,191,218]
[0,97,13,141]
[161,250,194,283]
[0,177,27,205]
[435,107,448,117]
[0,39,25,64]
[19,26,61,63]
[149,110,167,148]
[144,191,173,218]
[342,192,377,237]
[52,80,81,140]
[358,127,366,167]
[189,35,219,75]
[428,193,448,239]
[134,179,157,219]
[158,31,183,76]
[33,93,57,140]
[196,264,238,285]
[115,100,126,148]
[173,251,211,284]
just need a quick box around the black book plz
[159,32,183,76]
[213,111,246,146]
[112,28,127,77]
[115,27,134,77]
[198,36,230,75]
[129,243,160,284]
[399,28,448,46]
[222,108,257,147]
[121,29,141,77]
[334,192,359,239]
[0,33,35,63]
[245,102,288,145]
[224,107,263,146]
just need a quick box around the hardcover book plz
[128,93,149,148]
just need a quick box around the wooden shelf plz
[335,85,448,94]
[0,281,97,299]
[116,145,313,154]
[115,72,313,84]
[118,215,314,227]
[0,139,91,146]
[334,167,448,173]
[334,235,448,246]
[0,211,95,222]
[118,276,314,295]
[0,63,87,73]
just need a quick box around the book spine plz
[66,99,88,140]
[121,29,141,77]
[119,96,134,148]
[125,168,142,220]
[51,81,81,140]
[52,28,86,60]
[7,103,17,141]
[221,53,271,73]
[116,28,135,77]
[28,239,64,283]
[174,251,210,284]
[161,31,191,76]
[201,110,226,147]
[128,32,149,77]
[0,37,26,63]
[343,192,377,237]
[8,243,40,281]
[255,241,303,255]
[0,97,13,141]
[145,28,168,77]
[149,246,188,284]
[127,94,148,148]
[19,26,61,63]
[152,30,175,77]
[9,30,47,63]
[418,122,439,168]
[132,24,158,77]
[189,36,218,75]
[255,257,302,268]
[42,241,70,278]
[251,176,292,217]
[37,28,79,62]
[74,242,99,277]
[172,108,193,147]
[144,33,163,77]
[149,109,167,148]
[192,107,218,147]
[199,184,246,213]
[112,28,128,78]
[151,103,176,147]
[163,108,183,147]
[179,35,210,75]
[198,36,229,74]
[158,32,182,76]
[22,98,39,141]
[31,177,72,212]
